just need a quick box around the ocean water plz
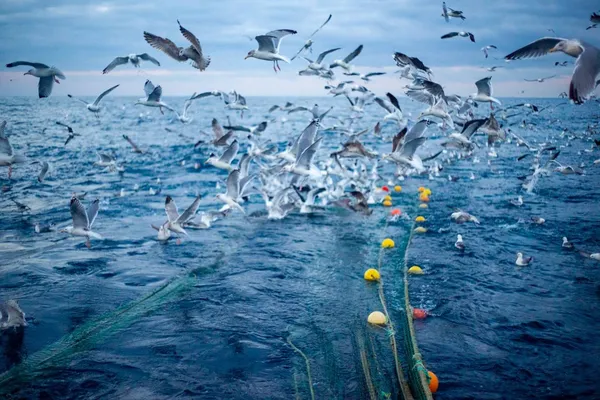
[0,95,599,399]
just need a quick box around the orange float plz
[428,371,439,393]
[391,209,402,216]
[381,185,390,192]
[413,308,428,320]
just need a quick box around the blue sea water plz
[0,94,599,399]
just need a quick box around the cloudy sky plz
[0,0,597,97]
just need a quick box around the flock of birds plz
[2,4,600,330]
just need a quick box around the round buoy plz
[391,209,402,216]
[394,185,402,193]
[415,216,426,222]
[414,227,427,233]
[408,266,424,274]
[418,186,426,193]
[368,311,387,325]
[428,371,439,393]
[413,308,428,319]
[423,188,432,196]
[419,203,428,209]
[381,238,395,248]
[364,268,381,281]
[383,195,392,202]
[381,186,390,192]
[383,200,392,207]
[419,193,430,202]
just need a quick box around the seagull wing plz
[143,80,155,97]
[296,137,322,168]
[38,76,54,98]
[475,76,493,96]
[70,196,90,229]
[399,137,426,159]
[316,47,341,64]
[504,37,569,60]
[343,45,363,63]
[212,118,224,139]
[165,196,179,222]
[148,85,162,102]
[178,20,203,55]
[226,169,241,199]
[461,118,487,138]
[570,45,600,104]
[143,32,187,62]
[177,195,202,223]
[441,32,459,39]
[392,127,407,153]
[264,29,297,53]
[86,199,100,228]
[67,94,88,105]
[138,53,161,66]
[364,72,386,78]
[309,14,332,38]
[404,120,429,143]
[374,97,395,113]
[6,61,49,69]
[219,140,239,164]
[93,84,119,106]
[103,57,129,74]
[386,92,402,111]
[406,89,434,105]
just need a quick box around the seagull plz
[282,137,325,179]
[441,32,475,42]
[245,29,297,72]
[0,121,26,179]
[562,237,574,249]
[60,196,101,248]
[510,195,524,206]
[343,71,386,82]
[450,210,480,224]
[68,84,119,115]
[578,250,600,261]
[301,47,341,71]
[216,169,245,214]
[515,252,533,266]
[0,300,26,330]
[555,61,569,67]
[6,61,66,98]
[205,140,239,171]
[102,53,160,74]
[144,20,210,71]
[330,45,363,72]
[122,134,143,153]
[163,195,202,237]
[95,152,123,173]
[175,92,198,123]
[531,217,546,224]
[135,80,174,114]
[195,118,234,147]
[32,161,49,182]
[455,234,465,251]
[481,45,498,58]
[185,210,229,229]
[56,121,80,146]
[504,37,600,104]
[442,118,486,151]
[586,23,598,30]
[151,222,171,242]
[524,75,556,82]
[486,66,502,72]
[393,52,432,77]
[223,121,268,135]
[374,93,403,123]
[471,76,501,110]
[290,14,332,61]
[442,3,466,20]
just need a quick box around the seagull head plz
[24,69,35,76]
[245,50,256,60]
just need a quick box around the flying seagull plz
[524,75,556,82]
[144,20,210,71]
[60,196,101,248]
[56,121,80,146]
[330,45,363,72]
[505,37,600,103]
[135,80,174,114]
[245,29,297,72]
[68,84,120,115]
[0,121,26,179]
[291,14,333,61]
[102,53,160,74]
[441,32,475,42]
[6,61,65,98]
[481,45,497,58]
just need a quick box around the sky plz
[0,0,598,98]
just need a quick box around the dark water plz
[1,95,599,399]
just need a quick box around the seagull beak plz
[244,55,250,60]
[548,48,556,53]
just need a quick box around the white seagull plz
[329,45,363,72]
[245,29,297,72]
[102,53,160,74]
[0,121,26,179]
[60,196,102,248]
[68,84,120,115]
[471,76,501,110]
[6,61,66,98]
[216,169,245,214]
[290,14,333,60]
[135,80,174,114]
[505,37,600,104]
[205,140,239,171]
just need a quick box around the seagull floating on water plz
[515,252,533,266]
